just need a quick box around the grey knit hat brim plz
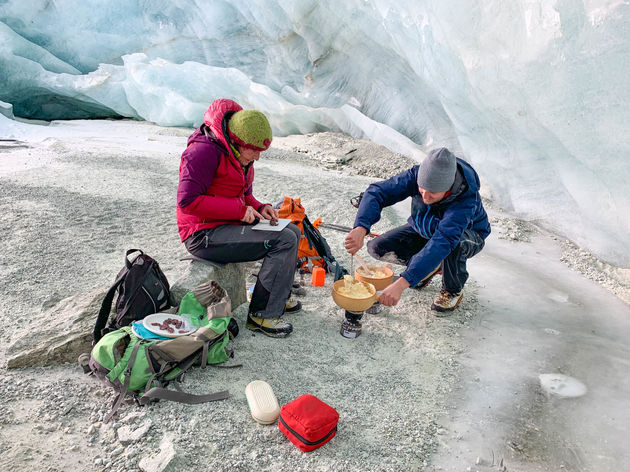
[417,147,457,193]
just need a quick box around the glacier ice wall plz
[1,0,629,266]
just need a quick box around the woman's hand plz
[344,226,368,255]
[241,206,264,224]
[259,204,279,222]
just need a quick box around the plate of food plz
[143,314,196,338]
[132,322,169,340]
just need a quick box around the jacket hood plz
[457,158,481,193]
[186,127,216,147]
[439,158,480,205]
[199,99,244,160]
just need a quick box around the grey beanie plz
[417,147,457,192]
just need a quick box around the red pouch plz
[278,394,339,452]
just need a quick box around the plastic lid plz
[245,380,280,425]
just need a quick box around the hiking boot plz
[431,289,463,314]
[285,298,302,313]
[246,315,293,337]
[291,283,307,297]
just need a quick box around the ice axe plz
[313,218,380,238]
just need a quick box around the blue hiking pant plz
[366,223,485,293]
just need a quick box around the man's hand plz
[344,226,368,255]
[259,204,279,222]
[379,277,410,306]
[241,206,264,224]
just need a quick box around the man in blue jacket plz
[344,148,491,313]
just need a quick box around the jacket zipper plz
[422,205,431,238]
[279,416,337,446]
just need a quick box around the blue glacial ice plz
[0,0,629,266]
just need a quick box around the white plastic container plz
[245,380,280,424]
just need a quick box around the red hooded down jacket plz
[176,99,265,241]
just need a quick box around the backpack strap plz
[93,270,128,345]
[140,344,230,406]
[104,340,144,423]
[124,249,144,268]
[143,361,170,395]
[139,386,229,405]
[301,215,348,280]
[201,340,209,369]
[330,259,348,281]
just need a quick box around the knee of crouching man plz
[366,238,379,258]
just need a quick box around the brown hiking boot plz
[246,315,293,337]
[431,289,463,314]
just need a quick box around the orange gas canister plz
[311,267,326,286]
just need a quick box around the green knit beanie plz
[227,110,273,151]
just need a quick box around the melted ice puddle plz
[547,291,569,303]
[539,374,587,398]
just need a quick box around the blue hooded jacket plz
[353,157,491,286]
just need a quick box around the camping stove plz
[340,310,364,338]
[365,300,383,315]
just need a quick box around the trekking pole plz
[318,222,380,238]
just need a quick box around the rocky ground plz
[0,120,628,472]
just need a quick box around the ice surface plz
[0,100,13,119]
[539,373,588,398]
[1,1,629,266]
[2,119,629,471]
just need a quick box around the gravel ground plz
[0,120,627,472]
[0,121,471,472]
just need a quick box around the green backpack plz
[87,282,237,422]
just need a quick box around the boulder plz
[5,261,247,368]
[6,289,106,369]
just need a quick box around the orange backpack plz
[277,197,326,271]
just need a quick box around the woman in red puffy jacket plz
[177,99,300,338]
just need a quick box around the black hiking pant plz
[366,223,485,293]
[185,223,301,318]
